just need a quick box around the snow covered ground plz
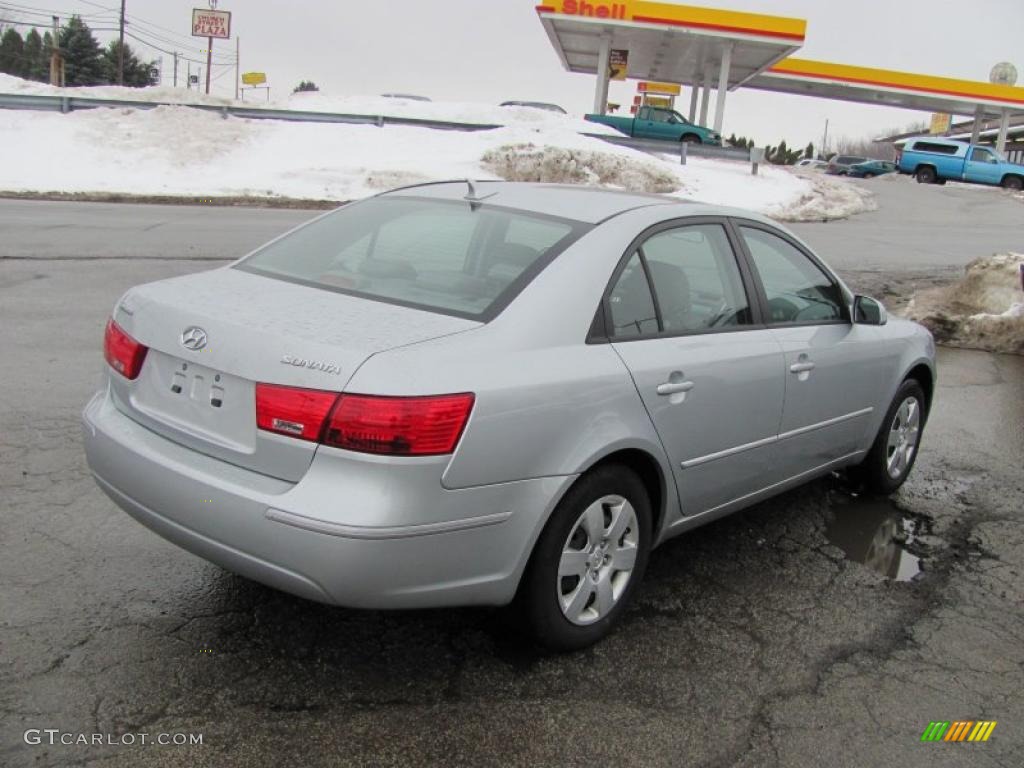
[905,253,1024,354]
[0,75,873,219]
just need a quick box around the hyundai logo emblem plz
[181,326,208,351]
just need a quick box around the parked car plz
[825,155,869,175]
[846,160,898,178]
[83,182,935,650]
[500,100,567,114]
[586,106,722,145]
[795,159,829,171]
[380,93,431,102]
[897,137,1024,189]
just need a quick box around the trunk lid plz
[109,267,479,481]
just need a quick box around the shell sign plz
[191,8,231,39]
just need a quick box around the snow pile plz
[904,253,1024,354]
[482,144,679,193]
[766,173,877,221]
[0,101,868,219]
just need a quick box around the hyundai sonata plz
[83,181,935,649]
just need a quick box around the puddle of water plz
[824,494,923,581]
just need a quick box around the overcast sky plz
[15,0,1024,148]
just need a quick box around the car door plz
[964,147,1002,184]
[734,222,898,480]
[606,219,786,517]
[634,107,659,139]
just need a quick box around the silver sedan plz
[83,181,936,650]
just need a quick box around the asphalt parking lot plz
[1,182,1022,767]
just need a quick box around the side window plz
[641,224,752,332]
[970,148,997,164]
[740,227,845,325]
[607,253,658,338]
[649,109,670,123]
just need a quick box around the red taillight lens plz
[255,383,340,442]
[324,393,475,456]
[104,318,148,380]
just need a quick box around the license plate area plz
[129,350,256,453]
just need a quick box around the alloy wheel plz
[886,396,921,479]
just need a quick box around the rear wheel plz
[518,464,652,651]
[680,133,701,144]
[1002,175,1024,191]
[863,172,875,179]
[915,166,937,184]
[850,379,926,494]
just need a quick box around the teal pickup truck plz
[585,106,722,145]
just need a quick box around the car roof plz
[382,181,681,224]
[381,181,789,227]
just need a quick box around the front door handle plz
[789,362,815,373]
[656,380,694,396]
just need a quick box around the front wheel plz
[850,379,926,494]
[1002,175,1024,191]
[518,464,652,651]
[680,133,701,144]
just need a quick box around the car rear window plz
[235,197,587,320]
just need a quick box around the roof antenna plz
[464,178,496,210]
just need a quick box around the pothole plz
[824,491,929,581]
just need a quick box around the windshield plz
[235,197,587,320]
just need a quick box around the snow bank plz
[766,173,877,221]
[482,144,679,193]
[904,253,1024,354]
[0,101,867,219]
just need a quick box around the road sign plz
[189,74,199,84]
[929,112,951,134]
[644,96,672,108]
[192,8,231,39]
[609,49,628,80]
[241,72,266,86]
[637,81,681,95]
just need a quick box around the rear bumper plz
[82,388,574,609]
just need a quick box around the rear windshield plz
[909,141,959,155]
[235,197,587,320]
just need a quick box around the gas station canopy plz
[536,0,1024,151]
[535,1,805,89]
[747,58,1024,117]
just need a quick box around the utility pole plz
[234,36,239,100]
[821,119,829,160]
[117,0,126,85]
[49,15,61,86]
[173,51,178,87]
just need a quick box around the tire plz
[850,379,927,495]
[863,172,875,179]
[518,464,652,651]
[915,166,936,184]
[1002,175,1024,191]
[680,133,701,144]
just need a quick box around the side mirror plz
[853,295,887,325]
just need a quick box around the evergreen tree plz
[60,16,105,86]
[41,30,53,81]
[293,80,319,93]
[804,142,814,159]
[0,27,26,78]
[101,40,156,86]
[23,28,46,81]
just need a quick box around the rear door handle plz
[656,380,694,396]
[789,362,815,373]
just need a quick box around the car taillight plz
[324,393,475,456]
[255,383,339,442]
[104,318,148,380]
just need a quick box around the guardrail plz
[0,92,756,167]
[0,92,503,132]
